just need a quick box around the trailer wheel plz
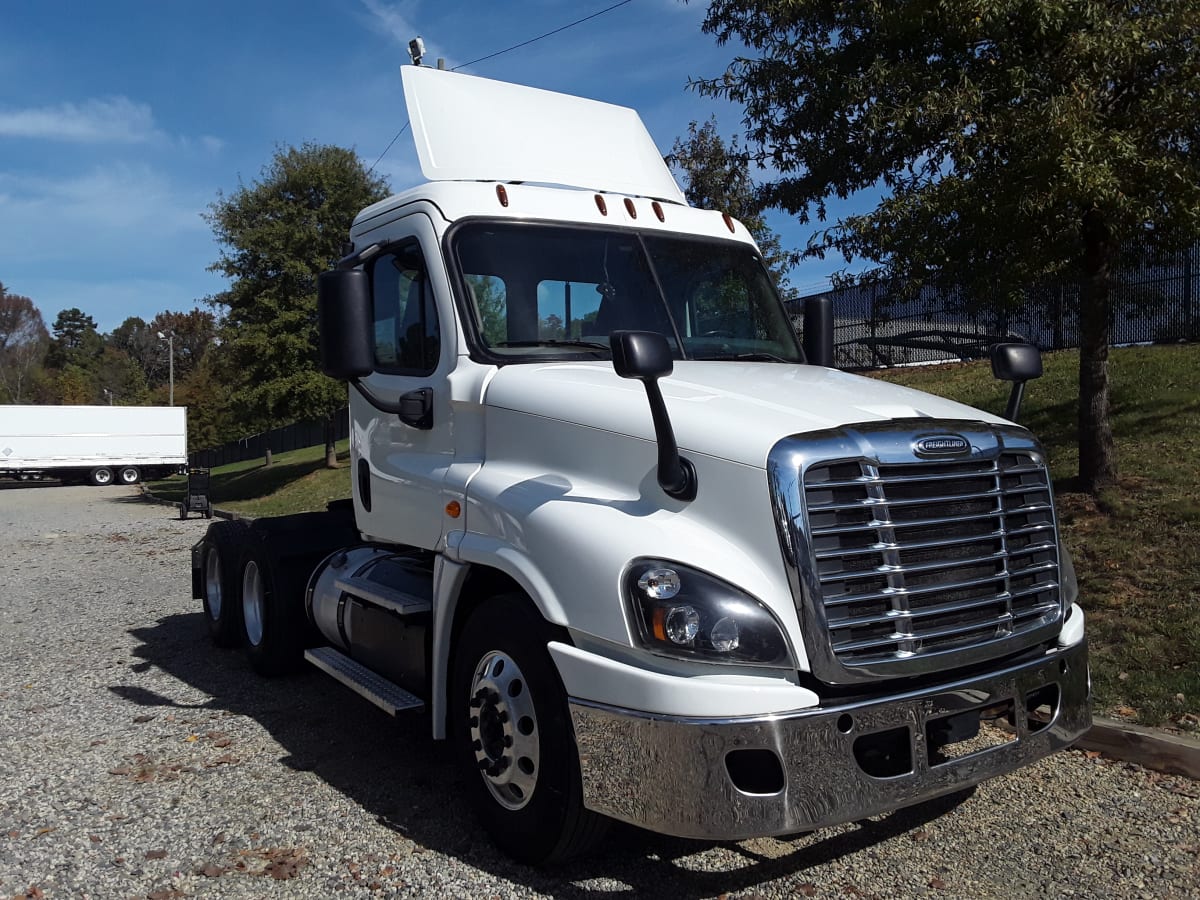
[200,520,248,647]
[117,466,140,485]
[89,467,114,486]
[452,595,607,865]
[238,544,305,676]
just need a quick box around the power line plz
[451,0,634,71]
[366,121,410,177]
[367,0,635,175]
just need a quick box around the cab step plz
[304,646,425,716]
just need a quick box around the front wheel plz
[452,595,607,865]
[89,467,114,486]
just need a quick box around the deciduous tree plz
[0,284,49,403]
[205,143,389,467]
[667,118,796,300]
[695,0,1200,494]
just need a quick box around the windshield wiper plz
[694,352,792,363]
[495,339,611,353]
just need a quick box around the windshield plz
[451,222,805,363]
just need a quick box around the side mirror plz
[610,331,696,502]
[318,269,374,380]
[990,343,1042,422]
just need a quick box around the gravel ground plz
[0,484,1197,900]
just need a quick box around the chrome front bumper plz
[569,640,1090,840]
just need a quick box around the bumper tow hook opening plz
[725,748,785,795]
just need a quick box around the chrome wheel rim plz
[242,560,265,647]
[95,469,112,485]
[119,468,138,484]
[469,650,539,811]
[204,551,222,620]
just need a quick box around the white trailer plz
[0,405,187,485]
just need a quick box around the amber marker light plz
[496,185,509,207]
[445,500,462,518]
[722,212,736,233]
[594,194,608,215]
[623,198,637,219]
[652,201,665,222]
[651,607,668,642]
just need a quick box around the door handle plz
[398,388,433,430]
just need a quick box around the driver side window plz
[371,243,440,375]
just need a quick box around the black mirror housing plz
[318,269,374,380]
[610,330,673,381]
[989,342,1042,423]
[990,343,1043,383]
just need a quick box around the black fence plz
[189,408,350,468]
[787,241,1198,369]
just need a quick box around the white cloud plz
[0,96,163,143]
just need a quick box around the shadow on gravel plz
[120,612,971,896]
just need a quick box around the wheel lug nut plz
[478,759,490,770]
[469,716,479,728]
[497,711,509,724]
[503,735,513,747]
[472,739,482,751]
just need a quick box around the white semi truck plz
[191,66,1090,864]
[1,404,187,485]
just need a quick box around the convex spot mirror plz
[990,343,1043,384]
[318,269,374,380]
[990,342,1042,422]
[611,330,673,381]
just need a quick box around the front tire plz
[117,466,140,485]
[452,595,607,865]
[200,520,248,647]
[89,467,114,486]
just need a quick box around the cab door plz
[351,213,455,549]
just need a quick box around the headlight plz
[623,559,793,667]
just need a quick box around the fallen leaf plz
[133,714,156,724]
[34,828,55,838]
[184,735,199,743]
[796,885,818,897]
[912,829,931,842]
[212,738,233,748]
[200,863,226,877]
[1115,705,1137,718]
[1085,750,1102,759]
[145,849,168,860]
[7,830,19,838]
[1118,671,1129,681]
[89,834,102,844]
[930,877,948,889]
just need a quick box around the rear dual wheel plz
[238,543,307,676]
[200,520,249,647]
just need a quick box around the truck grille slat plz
[801,448,1061,669]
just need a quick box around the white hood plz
[484,361,1009,468]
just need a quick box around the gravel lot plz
[0,484,1197,899]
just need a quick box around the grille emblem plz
[914,434,970,456]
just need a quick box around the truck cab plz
[194,65,1090,864]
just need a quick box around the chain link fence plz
[788,241,1198,370]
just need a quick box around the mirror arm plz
[642,379,697,500]
[1005,382,1027,423]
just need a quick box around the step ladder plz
[305,646,425,716]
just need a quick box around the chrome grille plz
[803,451,1060,668]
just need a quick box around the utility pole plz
[157,330,175,406]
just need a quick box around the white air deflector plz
[400,65,686,203]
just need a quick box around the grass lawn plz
[873,344,1199,730]
[150,344,1199,729]
[146,439,352,518]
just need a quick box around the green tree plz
[205,143,390,467]
[695,1,1200,494]
[666,118,796,301]
[46,307,103,371]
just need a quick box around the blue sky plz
[1,0,868,333]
